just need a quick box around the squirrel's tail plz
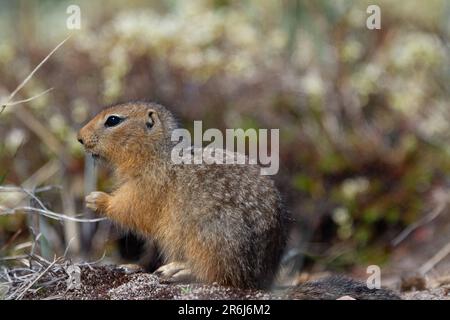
[285,275,400,300]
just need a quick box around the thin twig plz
[419,242,450,275]
[22,188,49,211]
[29,229,42,269]
[5,88,54,107]
[0,228,23,252]
[392,202,447,246]
[2,267,12,283]
[0,255,29,261]
[15,257,60,300]
[63,237,75,258]
[77,250,107,267]
[1,36,70,114]
[0,185,62,194]
[1,206,106,223]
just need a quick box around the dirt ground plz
[17,265,449,300]
[23,265,276,300]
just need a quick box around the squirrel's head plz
[77,102,177,172]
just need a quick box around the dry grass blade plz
[392,201,447,247]
[0,185,62,193]
[0,255,29,261]
[419,242,450,275]
[5,88,54,107]
[0,36,70,114]
[0,235,110,300]
[1,206,106,223]
[0,185,106,223]
[5,36,70,103]
[15,257,60,300]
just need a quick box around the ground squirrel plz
[77,101,399,299]
[77,101,287,289]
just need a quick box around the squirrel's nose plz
[77,133,84,145]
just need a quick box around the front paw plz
[85,191,110,213]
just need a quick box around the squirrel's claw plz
[85,191,109,212]
[155,262,194,284]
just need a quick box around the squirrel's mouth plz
[89,152,104,162]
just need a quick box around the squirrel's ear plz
[147,110,156,129]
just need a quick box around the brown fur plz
[78,101,288,289]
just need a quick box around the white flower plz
[5,128,27,153]
[302,71,325,97]
[341,177,370,199]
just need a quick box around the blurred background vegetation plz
[1,0,450,280]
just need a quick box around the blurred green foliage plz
[0,0,449,271]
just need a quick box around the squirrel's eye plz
[104,116,123,127]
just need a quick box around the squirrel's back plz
[170,159,288,288]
